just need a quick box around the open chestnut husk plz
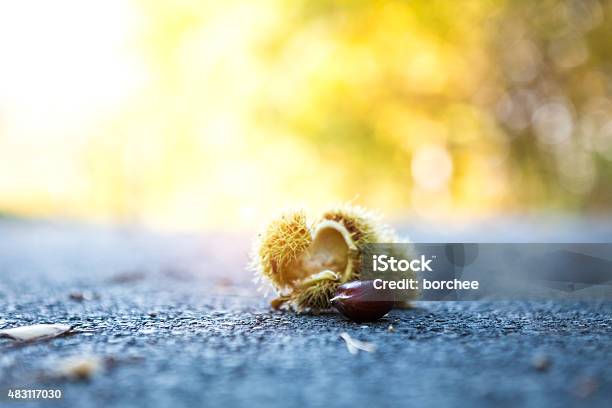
[331,280,395,322]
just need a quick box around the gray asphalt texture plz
[0,217,611,408]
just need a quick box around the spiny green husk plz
[252,204,416,312]
[294,277,338,311]
[318,204,395,282]
[323,205,418,303]
[255,211,312,290]
[319,204,392,246]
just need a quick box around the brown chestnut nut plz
[331,280,395,322]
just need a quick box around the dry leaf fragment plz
[69,292,86,302]
[55,355,102,380]
[339,332,377,355]
[532,354,551,372]
[110,270,145,284]
[0,324,72,342]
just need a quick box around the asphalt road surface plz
[0,217,611,408]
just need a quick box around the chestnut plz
[331,280,395,322]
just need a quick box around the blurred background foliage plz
[0,0,611,229]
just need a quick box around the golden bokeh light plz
[1,0,611,230]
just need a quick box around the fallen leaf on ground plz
[339,332,377,355]
[0,324,72,342]
[109,270,145,284]
[68,291,97,302]
[69,292,86,302]
[532,354,551,371]
[55,355,102,380]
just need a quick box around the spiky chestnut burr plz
[251,204,416,312]
[252,209,360,311]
